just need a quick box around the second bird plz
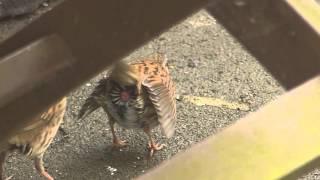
[78,54,176,157]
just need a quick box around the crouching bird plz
[78,54,176,157]
[0,97,67,180]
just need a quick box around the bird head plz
[109,60,140,86]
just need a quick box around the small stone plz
[86,83,92,87]
[176,94,183,101]
[187,59,197,68]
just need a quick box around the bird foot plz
[147,142,166,157]
[4,175,13,180]
[41,171,54,180]
[112,139,128,148]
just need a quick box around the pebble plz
[107,166,118,175]
[187,59,197,68]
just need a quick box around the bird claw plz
[41,172,54,180]
[147,143,166,157]
[112,139,128,148]
[5,175,13,180]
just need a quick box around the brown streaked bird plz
[0,97,67,180]
[78,54,176,157]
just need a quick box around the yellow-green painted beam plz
[286,0,320,32]
[137,76,320,180]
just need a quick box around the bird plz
[78,54,176,157]
[0,97,67,180]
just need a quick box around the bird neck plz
[110,61,139,86]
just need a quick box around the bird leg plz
[143,127,166,158]
[0,152,7,180]
[34,155,54,180]
[109,121,128,148]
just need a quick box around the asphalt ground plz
[1,2,318,179]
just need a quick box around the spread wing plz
[141,63,176,138]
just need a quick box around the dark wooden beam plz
[206,0,320,89]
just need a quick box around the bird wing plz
[19,98,67,133]
[5,98,67,157]
[78,77,109,119]
[140,61,176,138]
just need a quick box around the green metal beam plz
[286,0,320,31]
[138,76,320,180]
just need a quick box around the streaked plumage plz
[0,97,67,180]
[78,54,176,157]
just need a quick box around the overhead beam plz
[206,0,320,89]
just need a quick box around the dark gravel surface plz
[3,2,318,179]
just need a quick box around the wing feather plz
[142,69,176,138]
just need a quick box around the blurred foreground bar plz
[207,0,320,89]
[138,76,320,180]
[0,0,207,141]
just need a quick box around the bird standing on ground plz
[78,54,176,157]
[0,97,67,180]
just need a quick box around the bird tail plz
[78,96,100,120]
[78,78,108,119]
[145,52,168,66]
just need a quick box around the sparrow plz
[0,97,67,180]
[78,54,176,157]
